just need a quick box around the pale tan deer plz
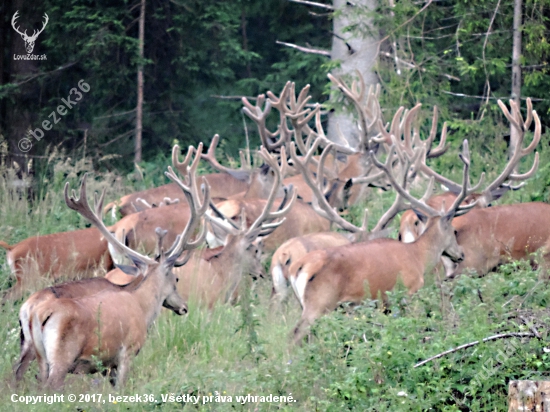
[270,232,352,305]
[0,228,113,302]
[108,146,297,308]
[25,147,209,388]
[290,139,479,344]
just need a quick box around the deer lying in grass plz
[444,202,550,278]
[0,228,113,302]
[396,99,540,278]
[108,147,298,309]
[103,143,248,218]
[290,139,479,344]
[398,98,539,245]
[23,146,208,389]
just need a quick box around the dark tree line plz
[1,0,550,177]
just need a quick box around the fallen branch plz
[519,316,542,339]
[276,40,330,56]
[414,332,537,368]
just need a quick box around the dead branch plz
[288,0,334,10]
[414,332,537,368]
[379,51,460,81]
[276,40,330,57]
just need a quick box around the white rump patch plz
[205,230,224,248]
[271,264,287,300]
[6,252,15,274]
[291,269,309,308]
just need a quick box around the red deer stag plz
[15,276,142,382]
[398,98,539,244]
[243,76,399,209]
[204,146,326,253]
[109,147,298,309]
[25,153,208,388]
[290,139,479,344]
[269,134,408,306]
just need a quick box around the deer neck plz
[411,220,447,275]
[212,236,252,301]
[131,269,165,328]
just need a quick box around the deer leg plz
[34,351,49,384]
[292,297,336,346]
[45,346,80,390]
[2,282,23,304]
[14,343,35,381]
[114,346,130,388]
[108,367,118,387]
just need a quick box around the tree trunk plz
[327,0,379,149]
[508,380,550,411]
[509,0,522,162]
[134,0,145,164]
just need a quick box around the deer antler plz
[289,138,370,236]
[481,98,541,197]
[65,175,157,267]
[328,71,383,152]
[242,84,292,151]
[200,134,251,177]
[164,143,210,260]
[371,139,483,219]
[245,147,298,237]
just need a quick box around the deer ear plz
[412,209,429,224]
[114,264,141,276]
[225,169,251,182]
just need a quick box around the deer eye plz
[176,277,179,283]
[454,230,458,236]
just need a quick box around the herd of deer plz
[2,73,544,390]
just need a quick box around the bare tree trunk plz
[241,9,251,78]
[508,381,550,411]
[327,0,379,149]
[509,0,522,161]
[134,0,145,164]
